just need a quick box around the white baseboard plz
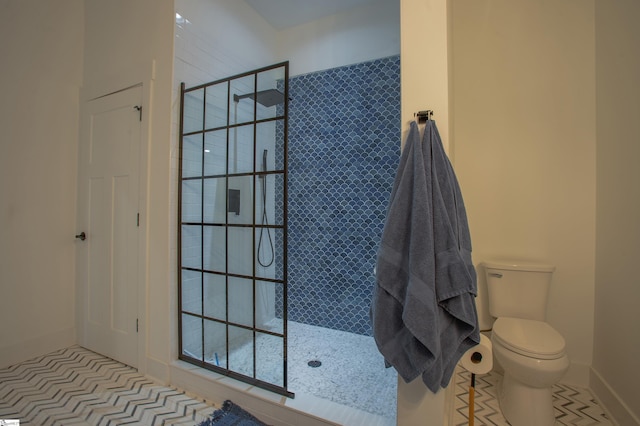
[590,367,640,426]
[0,327,75,369]
[145,355,171,384]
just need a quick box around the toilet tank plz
[482,261,555,321]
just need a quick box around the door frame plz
[76,61,153,374]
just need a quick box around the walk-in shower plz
[178,56,401,421]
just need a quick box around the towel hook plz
[415,110,433,123]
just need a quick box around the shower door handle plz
[75,232,86,241]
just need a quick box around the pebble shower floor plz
[206,320,398,421]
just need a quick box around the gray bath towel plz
[371,120,479,392]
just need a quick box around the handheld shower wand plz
[258,149,274,268]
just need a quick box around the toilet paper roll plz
[459,334,493,375]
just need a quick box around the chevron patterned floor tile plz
[2,345,616,426]
[0,346,214,426]
[453,369,613,426]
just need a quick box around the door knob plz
[75,232,86,241]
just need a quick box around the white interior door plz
[76,85,142,368]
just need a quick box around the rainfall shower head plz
[233,89,285,107]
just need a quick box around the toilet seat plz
[493,317,566,360]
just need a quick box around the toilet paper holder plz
[470,351,483,364]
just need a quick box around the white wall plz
[450,0,597,387]
[593,1,640,424]
[397,1,454,424]
[0,0,83,368]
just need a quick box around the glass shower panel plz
[179,63,289,397]
[255,333,284,386]
[182,134,203,179]
[183,89,205,133]
[181,269,202,315]
[228,326,254,377]
[204,130,227,176]
[256,228,283,281]
[203,272,226,320]
[256,280,281,332]
[203,177,226,224]
[255,173,284,226]
[256,66,286,121]
[230,75,255,125]
[228,277,253,327]
[255,121,283,175]
[227,226,253,277]
[228,124,254,175]
[181,224,202,269]
[227,175,253,225]
[205,82,228,130]
[203,226,225,272]
[181,179,202,223]
[204,319,227,368]
[182,313,203,360]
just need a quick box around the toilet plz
[482,260,569,426]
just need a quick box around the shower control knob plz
[75,232,86,241]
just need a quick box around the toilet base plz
[498,372,556,426]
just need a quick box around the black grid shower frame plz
[177,62,291,398]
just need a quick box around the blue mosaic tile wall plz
[286,55,401,336]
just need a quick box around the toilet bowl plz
[492,317,569,426]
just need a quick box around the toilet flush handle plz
[489,272,503,278]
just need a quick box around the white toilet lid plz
[493,317,566,360]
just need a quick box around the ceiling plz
[244,0,381,30]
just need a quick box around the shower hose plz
[257,172,274,268]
